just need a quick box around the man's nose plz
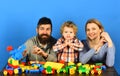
[43,30,47,34]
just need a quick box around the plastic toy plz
[44,62,64,70]
[78,64,90,74]
[9,44,26,60]
[6,46,13,51]
[91,68,102,75]
[91,65,102,75]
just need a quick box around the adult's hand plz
[32,46,48,57]
[101,32,113,47]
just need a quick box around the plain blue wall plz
[0,0,120,74]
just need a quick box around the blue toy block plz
[32,64,42,67]
[25,70,29,73]
[18,68,22,74]
[29,69,40,73]
[39,67,44,72]
[5,65,14,70]
[9,44,26,60]
[101,65,106,70]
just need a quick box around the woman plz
[79,19,115,67]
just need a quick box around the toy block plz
[8,63,19,68]
[77,63,82,67]
[20,66,25,72]
[68,62,75,66]
[3,70,8,75]
[69,68,75,75]
[5,65,14,70]
[101,65,106,70]
[7,46,13,51]
[8,70,14,75]
[25,70,29,73]
[39,67,44,72]
[59,60,65,64]
[14,68,19,74]
[29,69,39,73]
[44,62,64,70]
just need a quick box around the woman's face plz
[62,26,75,40]
[86,23,101,40]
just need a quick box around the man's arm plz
[45,49,57,62]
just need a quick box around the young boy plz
[53,21,83,63]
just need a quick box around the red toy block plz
[7,46,13,51]
[8,63,19,68]
[8,70,14,75]
[59,60,65,64]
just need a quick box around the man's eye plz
[40,28,44,30]
[47,28,50,31]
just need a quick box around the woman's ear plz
[100,29,102,34]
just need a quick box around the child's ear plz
[36,28,38,33]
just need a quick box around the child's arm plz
[69,39,83,51]
[53,38,67,52]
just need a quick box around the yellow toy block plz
[69,68,75,75]
[8,57,19,66]
[68,62,75,66]
[20,66,25,72]
[3,70,7,75]
[14,68,19,74]
[12,60,19,66]
[77,63,82,66]
[44,62,64,70]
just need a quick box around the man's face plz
[36,24,51,44]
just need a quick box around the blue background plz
[0,0,120,74]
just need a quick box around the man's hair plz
[37,17,52,29]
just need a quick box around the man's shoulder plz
[26,36,37,42]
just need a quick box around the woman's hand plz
[101,32,113,47]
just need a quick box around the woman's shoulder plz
[81,39,88,44]
[81,39,89,46]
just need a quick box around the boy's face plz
[62,26,75,40]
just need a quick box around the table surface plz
[0,67,118,76]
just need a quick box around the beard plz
[37,34,51,45]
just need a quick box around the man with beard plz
[24,17,57,62]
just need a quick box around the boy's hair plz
[60,21,78,35]
[37,17,52,30]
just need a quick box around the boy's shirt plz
[53,37,83,62]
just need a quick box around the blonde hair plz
[85,19,104,40]
[60,21,78,35]
[85,18,104,33]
